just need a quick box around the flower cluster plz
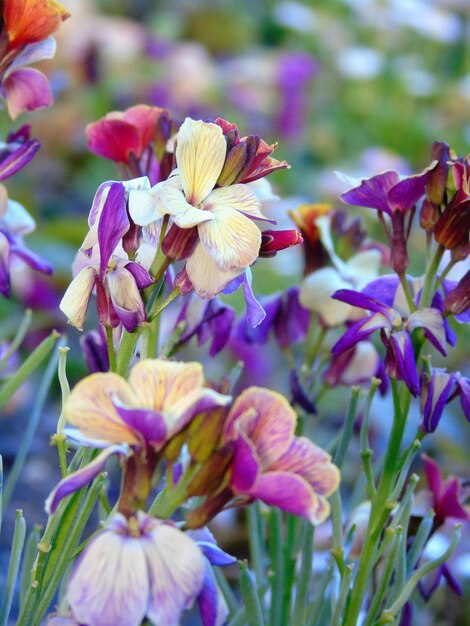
[45,358,339,625]
[60,108,301,334]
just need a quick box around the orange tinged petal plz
[4,0,70,50]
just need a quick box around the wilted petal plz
[176,118,226,205]
[274,436,340,496]
[4,67,52,119]
[248,471,330,524]
[64,373,138,444]
[186,242,242,298]
[68,520,148,626]
[60,266,96,330]
[143,519,206,626]
[225,387,296,468]
[45,444,128,514]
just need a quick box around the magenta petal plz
[4,67,53,119]
[112,402,168,447]
[248,471,326,523]
[97,182,128,276]
[439,479,470,521]
[231,433,260,492]
[45,444,128,514]
[340,171,400,214]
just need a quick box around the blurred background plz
[0,1,469,623]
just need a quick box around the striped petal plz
[202,184,264,220]
[198,205,261,272]
[68,521,148,626]
[59,266,96,330]
[142,519,206,626]
[64,373,139,444]
[186,243,243,298]
[107,266,147,332]
[128,359,204,412]
[176,118,226,205]
[158,181,213,228]
[225,387,296,468]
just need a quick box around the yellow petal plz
[203,184,264,219]
[129,359,204,412]
[198,204,261,271]
[176,118,226,205]
[186,242,242,298]
[65,373,139,444]
[59,267,96,330]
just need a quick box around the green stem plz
[148,286,180,321]
[248,503,266,590]
[280,514,299,625]
[291,524,315,625]
[331,565,353,626]
[419,243,445,308]
[343,380,409,626]
[0,330,60,410]
[334,386,360,469]
[0,309,32,366]
[378,525,461,624]
[214,567,239,617]
[3,344,61,509]
[304,321,327,369]
[105,326,117,372]
[239,562,266,626]
[268,508,283,626]
[0,510,26,626]
[360,378,381,498]
[398,273,416,312]
[116,327,143,377]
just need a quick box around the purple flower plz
[331,289,446,395]
[324,341,387,394]
[236,286,310,349]
[175,294,235,357]
[66,512,206,626]
[341,166,434,273]
[419,369,455,433]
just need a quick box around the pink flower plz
[223,387,340,524]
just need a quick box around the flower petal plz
[59,266,96,330]
[157,180,214,228]
[331,313,390,356]
[4,67,52,119]
[186,242,243,298]
[225,387,296,468]
[248,471,331,524]
[107,267,146,332]
[274,436,340,496]
[340,171,400,214]
[299,268,353,326]
[202,184,265,221]
[68,521,148,626]
[65,373,139,444]
[176,118,227,205]
[45,444,128,514]
[143,519,206,626]
[409,308,447,355]
[198,205,261,271]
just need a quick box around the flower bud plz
[443,271,470,316]
[427,141,450,206]
[162,224,198,260]
[434,198,470,249]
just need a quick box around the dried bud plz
[443,271,470,316]
[390,210,409,274]
[434,198,470,249]
[188,408,226,461]
[186,447,234,497]
[420,198,440,232]
[162,224,198,260]
[259,229,303,258]
[427,141,451,206]
[217,143,247,186]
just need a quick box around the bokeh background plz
[1,1,469,624]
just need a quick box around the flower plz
[60,182,153,331]
[46,359,230,514]
[421,454,470,526]
[66,512,206,626]
[86,105,176,183]
[223,387,340,523]
[3,0,70,51]
[323,341,387,393]
[0,0,70,118]
[340,165,434,273]
[132,117,275,298]
[419,369,455,433]
[331,289,446,395]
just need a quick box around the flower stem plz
[0,509,26,626]
[116,327,143,377]
[0,308,32,365]
[105,326,117,372]
[420,243,445,307]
